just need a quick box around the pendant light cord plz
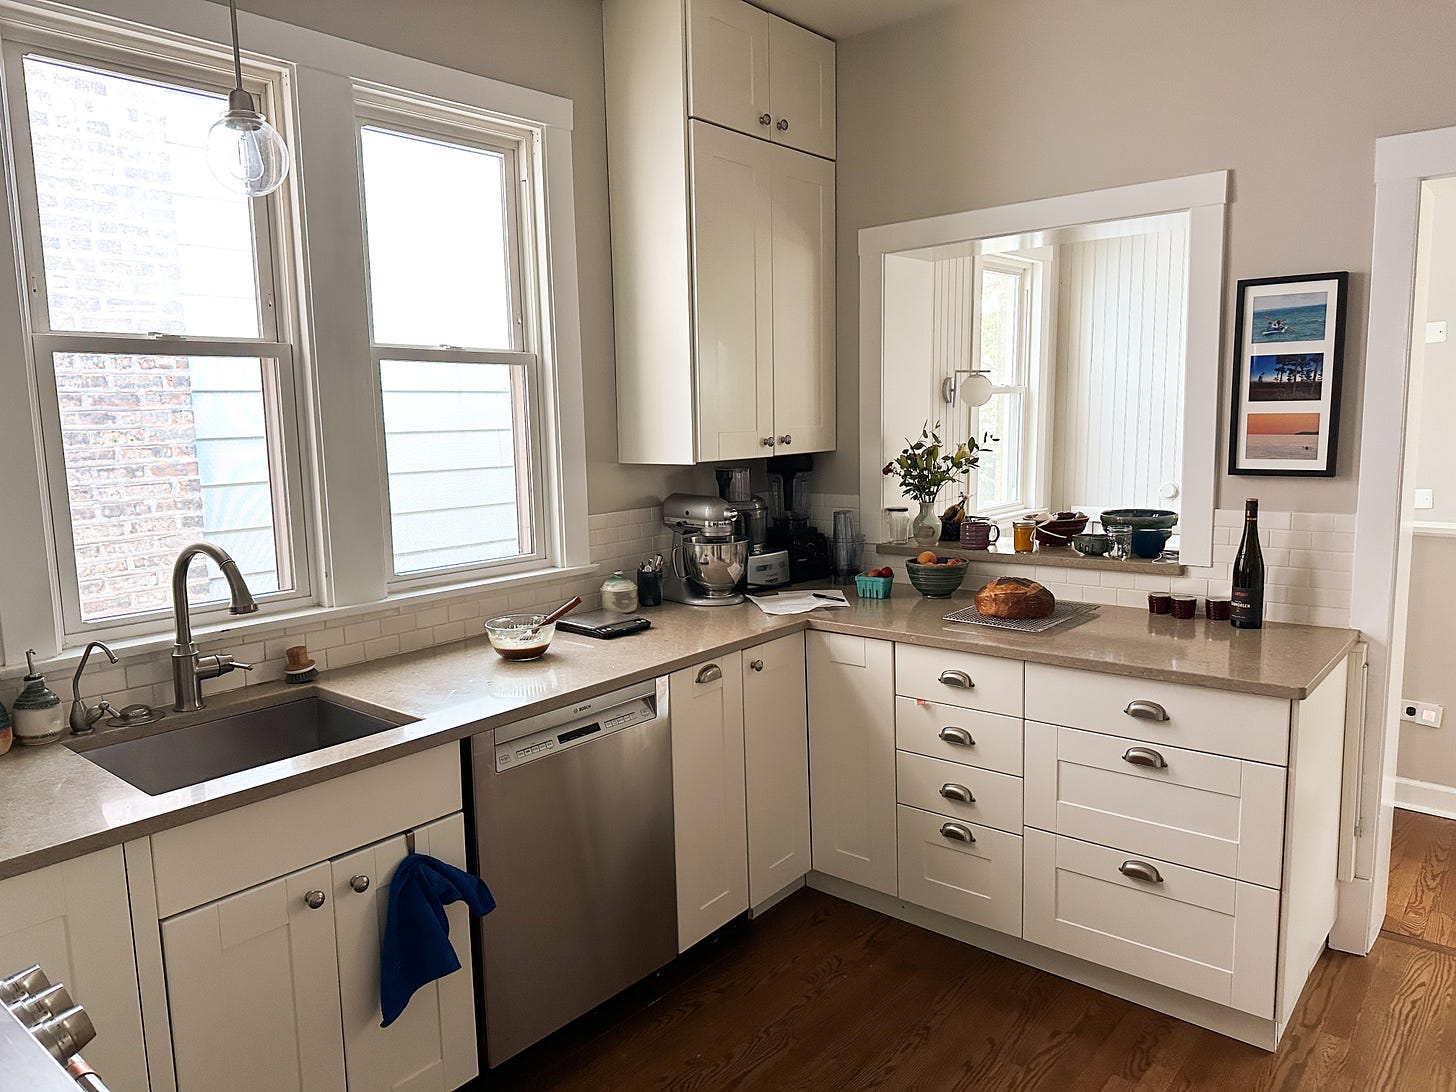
[228,0,244,91]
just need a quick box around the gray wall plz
[823,0,1456,509]
[241,0,698,513]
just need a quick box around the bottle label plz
[1230,587,1263,624]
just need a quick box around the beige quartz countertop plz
[0,591,1358,882]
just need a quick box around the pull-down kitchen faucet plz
[170,542,258,713]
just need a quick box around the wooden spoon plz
[528,596,582,637]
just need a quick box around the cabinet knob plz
[303,889,327,910]
[939,821,975,843]
[1121,745,1168,770]
[761,436,776,447]
[1124,699,1169,722]
[749,659,764,672]
[777,434,792,447]
[349,874,371,894]
[759,112,772,126]
[938,726,974,747]
[696,664,723,685]
[939,782,975,804]
[1118,859,1164,884]
[776,118,789,131]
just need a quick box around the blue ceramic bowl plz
[1130,528,1173,559]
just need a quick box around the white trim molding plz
[1412,520,1456,537]
[1338,123,1456,955]
[858,171,1228,568]
[1394,781,1456,822]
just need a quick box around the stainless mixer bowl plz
[679,534,749,596]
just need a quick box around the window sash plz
[356,96,550,585]
[970,256,1036,516]
[0,31,312,638]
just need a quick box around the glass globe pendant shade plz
[207,88,290,196]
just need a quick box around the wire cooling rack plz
[943,599,1100,633]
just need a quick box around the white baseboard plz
[1395,777,1456,820]
[806,871,1281,1051]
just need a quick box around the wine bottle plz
[1230,498,1265,629]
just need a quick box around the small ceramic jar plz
[0,701,11,756]
[601,571,638,614]
[12,654,63,747]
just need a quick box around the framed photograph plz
[1228,271,1348,475]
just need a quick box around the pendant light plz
[205,0,290,196]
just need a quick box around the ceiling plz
[754,0,963,39]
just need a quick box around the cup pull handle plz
[938,726,974,747]
[938,669,974,689]
[696,664,723,685]
[1125,700,1169,722]
[939,822,975,843]
[1119,859,1164,884]
[939,783,975,804]
[1122,745,1168,769]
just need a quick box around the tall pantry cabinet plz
[605,0,837,465]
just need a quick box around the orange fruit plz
[915,550,937,564]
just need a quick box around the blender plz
[766,454,830,583]
[715,467,789,590]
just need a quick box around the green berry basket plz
[854,572,894,599]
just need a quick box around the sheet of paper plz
[746,590,850,616]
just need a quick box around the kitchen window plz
[356,98,548,583]
[1,38,309,634]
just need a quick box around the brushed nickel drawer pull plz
[939,783,975,804]
[938,669,974,689]
[1118,860,1164,884]
[749,659,764,672]
[758,112,772,126]
[939,822,975,843]
[696,664,723,685]
[938,726,974,747]
[1124,699,1169,722]
[303,889,327,910]
[1122,745,1168,769]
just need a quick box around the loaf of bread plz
[974,577,1055,619]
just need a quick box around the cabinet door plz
[334,815,478,1092]
[767,15,835,158]
[743,633,811,907]
[807,632,896,894]
[670,651,750,950]
[770,144,836,455]
[162,862,346,1092]
[690,121,774,460]
[0,848,148,1092]
[687,0,771,140]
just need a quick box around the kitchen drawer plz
[896,750,1023,835]
[897,805,1022,937]
[1025,722,1286,888]
[895,643,1024,717]
[895,697,1022,776]
[1024,829,1278,1018]
[1025,663,1290,766]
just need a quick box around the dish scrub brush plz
[284,644,318,684]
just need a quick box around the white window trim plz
[0,0,589,663]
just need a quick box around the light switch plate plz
[1427,320,1448,344]
[1401,699,1444,728]
[1415,488,1435,510]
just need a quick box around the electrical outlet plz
[1401,699,1444,728]
[1428,321,1448,343]
[1415,488,1435,510]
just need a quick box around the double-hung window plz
[1,29,308,635]
[356,91,547,584]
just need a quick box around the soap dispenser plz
[12,649,64,747]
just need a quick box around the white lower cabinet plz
[0,847,148,1092]
[807,632,896,895]
[743,633,811,907]
[1023,829,1279,1018]
[897,805,1023,937]
[161,812,476,1092]
[670,651,750,950]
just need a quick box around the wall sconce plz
[940,370,993,408]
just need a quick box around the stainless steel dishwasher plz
[470,677,676,1066]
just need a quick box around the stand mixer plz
[660,494,749,606]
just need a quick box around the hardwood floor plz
[472,813,1456,1091]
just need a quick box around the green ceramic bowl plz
[1100,508,1179,533]
[905,560,970,598]
[1071,532,1113,556]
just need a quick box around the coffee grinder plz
[766,453,830,583]
[715,467,789,590]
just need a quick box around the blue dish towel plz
[380,852,495,1027]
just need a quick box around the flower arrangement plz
[882,423,988,504]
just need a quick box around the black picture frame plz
[1227,271,1348,477]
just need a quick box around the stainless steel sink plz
[76,697,401,795]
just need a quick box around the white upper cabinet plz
[605,0,837,464]
[688,0,836,159]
